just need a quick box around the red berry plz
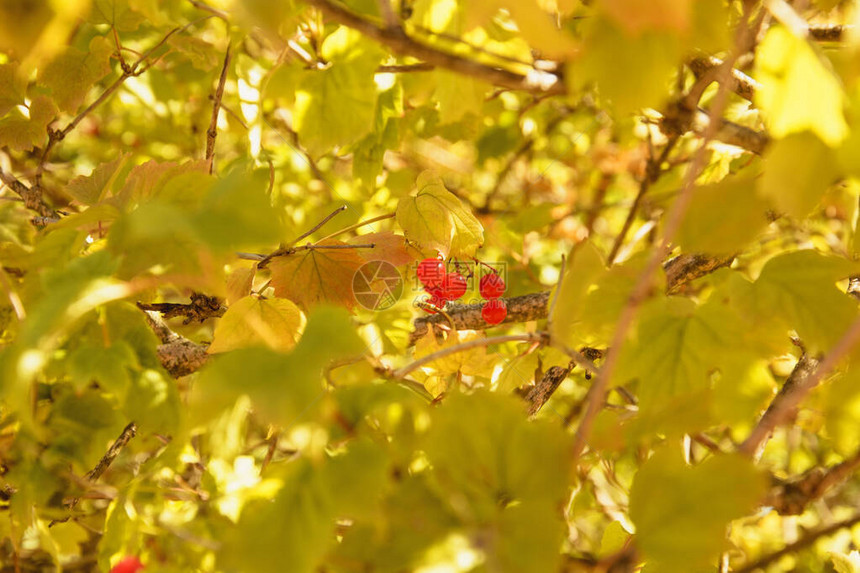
[111,556,144,573]
[417,258,445,289]
[479,273,506,299]
[440,272,467,301]
[482,299,507,325]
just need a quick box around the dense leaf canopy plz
[1,1,860,572]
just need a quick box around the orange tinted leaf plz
[209,296,306,354]
[66,153,132,206]
[38,36,114,113]
[269,240,366,310]
[350,231,416,267]
[226,266,256,305]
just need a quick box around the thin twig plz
[376,62,434,73]
[50,422,138,526]
[206,43,232,173]
[607,135,678,264]
[292,205,348,244]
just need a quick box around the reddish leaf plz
[349,231,417,267]
[269,240,366,310]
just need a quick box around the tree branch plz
[409,254,733,344]
[206,43,231,173]
[740,314,860,457]
[525,364,572,416]
[302,0,564,95]
[0,167,55,217]
[734,513,860,573]
[688,56,760,103]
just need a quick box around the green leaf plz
[167,35,220,71]
[293,28,383,156]
[191,167,282,252]
[824,368,860,455]
[396,171,484,257]
[0,95,57,152]
[752,250,860,352]
[124,369,181,435]
[573,16,680,114]
[89,0,145,31]
[68,341,137,393]
[549,241,608,349]
[433,69,489,124]
[758,131,839,219]
[677,175,769,254]
[38,35,114,113]
[209,295,305,354]
[193,307,364,427]
[425,391,571,506]
[755,26,848,146]
[616,296,777,435]
[629,449,766,570]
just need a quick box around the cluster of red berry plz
[415,258,508,325]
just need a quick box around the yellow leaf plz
[0,95,57,152]
[396,171,484,258]
[755,26,848,147]
[414,330,496,378]
[209,296,306,354]
[269,240,366,310]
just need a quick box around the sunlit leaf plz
[396,171,484,258]
[209,295,305,353]
[294,28,383,156]
[755,26,848,146]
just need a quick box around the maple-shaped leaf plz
[116,159,210,207]
[0,95,57,152]
[349,231,417,267]
[66,153,132,206]
[414,330,497,379]
[38,36,114,113]
[396,171,484,258]
[209,295,305,354]
[269,240,366,310]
